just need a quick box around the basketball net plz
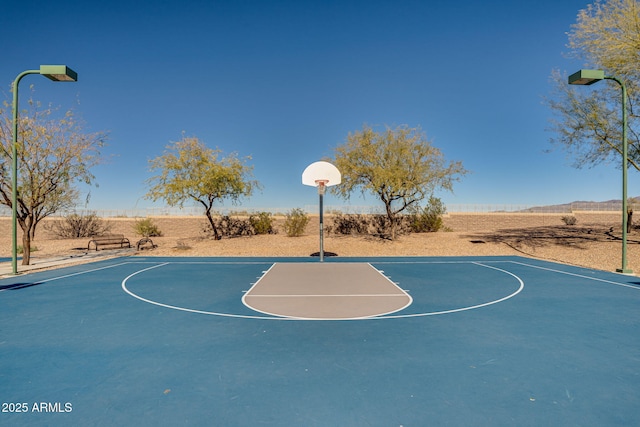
[315,180,328,195]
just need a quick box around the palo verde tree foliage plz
[330,124,467,240]
[145,135,260,240]
[0,94,107,265]
[547,0,640,170]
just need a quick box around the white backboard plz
[302,161,341,187]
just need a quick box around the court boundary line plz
[508,260,640,291]
[0,261,133,292]
[374,259,640,290]
[5,258,637,292]
[7,258,638,320]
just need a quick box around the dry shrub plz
[45,212,112,238]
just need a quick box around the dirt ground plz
[1,213,639,273]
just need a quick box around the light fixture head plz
[39,65,78,82]
[568,69,605,85]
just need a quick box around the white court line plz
[0,261,133,292]
[379,262,525,319]
[11,257,636,294]
[241,262,413,320]
[121,260,521,320]
[373,259,640,291]
[22,257,631,320]
[507,260,640,291]
[121,262,285,320]
[242,262,277,298]
[1,259,276,291]
[247,294,409,297]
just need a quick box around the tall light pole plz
[11,65,77,275]
[568,69,633,274]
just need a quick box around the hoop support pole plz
[319,190,324,262]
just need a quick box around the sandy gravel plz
[1,214,639,274]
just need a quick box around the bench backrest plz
[94,234,124,240]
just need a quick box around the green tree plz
[0,95,107,265]
[330,124,467,240]
[547,0,640,170]
[145,135,259,240]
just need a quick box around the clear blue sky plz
[2,0,636,212]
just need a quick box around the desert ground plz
[1,210,639,274]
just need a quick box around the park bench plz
[87,234,131,251]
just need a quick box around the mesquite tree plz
[548,0,640,170]
[0,97,107,265]
[330,124,467,240]
[145,135,259,240]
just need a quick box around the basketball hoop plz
[302,161,341,262]
[315,179,329,195]
[302,161,341,188]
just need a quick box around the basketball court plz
[1,255,639,426]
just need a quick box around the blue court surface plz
[1,255,639,426]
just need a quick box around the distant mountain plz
[515,197,640,213]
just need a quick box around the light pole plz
[568,69,633,274]
[11,65,77,275]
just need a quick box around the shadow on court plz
[0,282,43,291]
[1,255,639,426]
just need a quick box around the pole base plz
[310,251,338,257]
[616,268,634,274]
